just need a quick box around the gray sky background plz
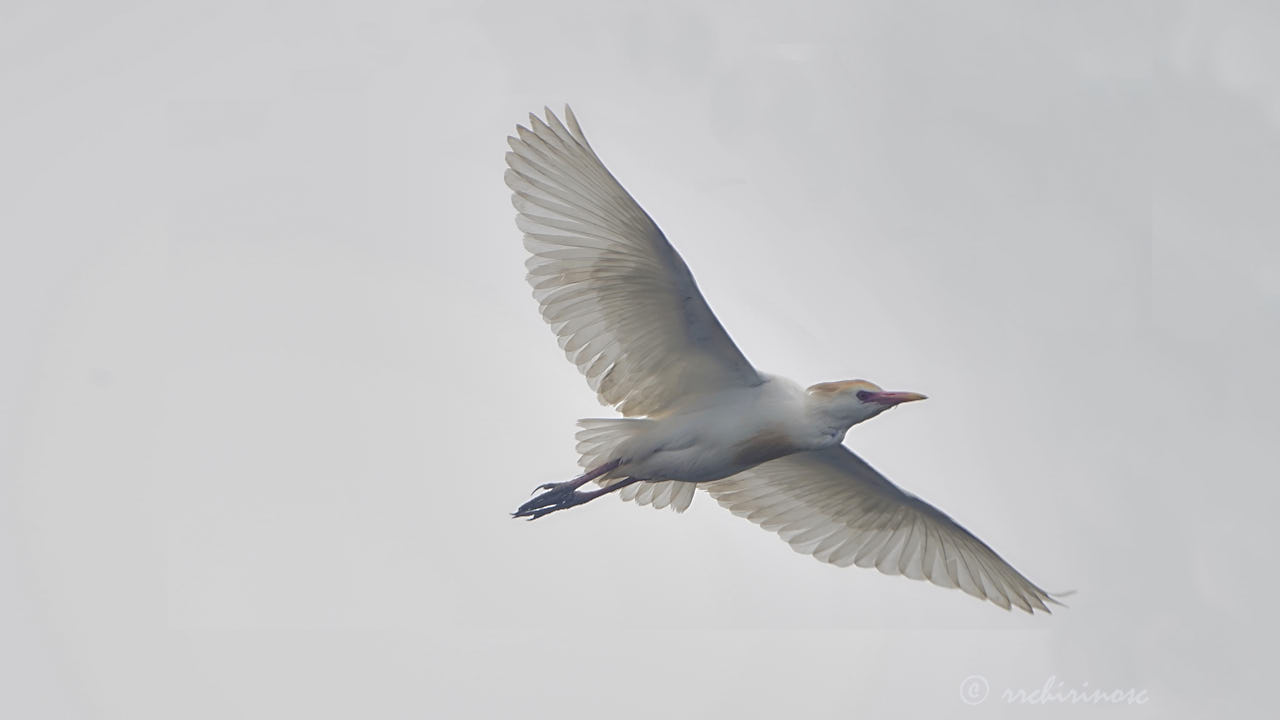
[2,1,1277,718]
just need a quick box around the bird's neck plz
[800,397,855,449]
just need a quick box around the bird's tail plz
[576,419,696,513]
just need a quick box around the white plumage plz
[706,447,1054,613]
[506,106,1063,614]
[507,108,759,418]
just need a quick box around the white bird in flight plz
[505,106,1063,614]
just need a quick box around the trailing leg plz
[513,461,640,520]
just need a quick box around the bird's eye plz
[856,390,872,402]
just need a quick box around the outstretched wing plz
[505,106,761,418]
[705,446,1061,613]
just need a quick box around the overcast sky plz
[2,1,1278,718]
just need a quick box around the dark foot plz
[511,476,641,521]
[513,481,594,520]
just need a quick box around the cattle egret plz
[505,106,1063,614]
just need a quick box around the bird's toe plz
[512,481,591,520]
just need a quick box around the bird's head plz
[806,379,928,427]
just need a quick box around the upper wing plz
[704,446,1061,613]
[505,106,761,418]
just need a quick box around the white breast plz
[615,376,822,483]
